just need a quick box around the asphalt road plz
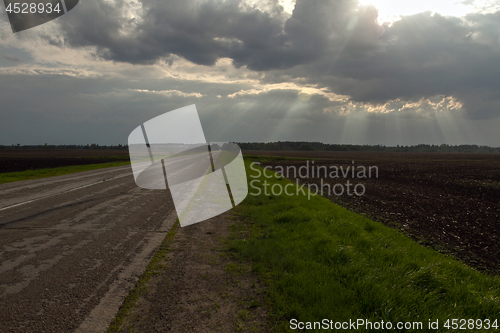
[0,165,178,332]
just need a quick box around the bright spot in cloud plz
[279,0,296,14]
[358,0,499,24]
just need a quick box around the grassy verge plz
[0,161,130,184]
[228,160,500,332]
[107,221,180,333]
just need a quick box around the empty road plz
[0,165,178,332]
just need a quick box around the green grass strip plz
[229,160,500,332]
[0,161,130,184]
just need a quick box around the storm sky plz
[1,0,500,146]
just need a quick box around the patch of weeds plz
[225,262,246,275]
[249,300,260,309]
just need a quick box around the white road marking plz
[0,173,131,212]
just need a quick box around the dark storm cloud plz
[56,0,500,119]
[3,55,21,62]
[60,0,288,67]
[60,0,379,69]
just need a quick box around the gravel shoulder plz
[115,211,269,333]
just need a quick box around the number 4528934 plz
[5,2,62,14]
[443,319,498,330]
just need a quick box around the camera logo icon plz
[128,105,248,227]
[3,0,79,33]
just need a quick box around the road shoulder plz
[110,211,269,333]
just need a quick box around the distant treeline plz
[2,142,499,153]
[237,142,500,153]
[0,144,128,150]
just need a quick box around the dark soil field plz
[0,149,130,173]
[245,150,500,274]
